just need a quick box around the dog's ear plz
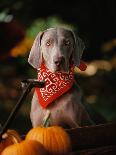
[28,32,44,69]
[72,34,85,66]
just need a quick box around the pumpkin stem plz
[42,110,51,127]
[2,130,22,144]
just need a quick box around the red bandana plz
[35,64,74,108]
[35,61,87,108]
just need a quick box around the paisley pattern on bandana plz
[35,64,75,108]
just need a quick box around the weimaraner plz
[28,27,93,128]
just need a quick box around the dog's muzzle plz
[54,56,65,67]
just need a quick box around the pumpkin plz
[1,140,47,155]
[0,129,21,154]
[26,126,71,155]
[26,111,71,155]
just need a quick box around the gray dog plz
[28,27,92,128]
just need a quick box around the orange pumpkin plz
[1,140,47,155]
[0,129,21,154]
[26,126,72,155]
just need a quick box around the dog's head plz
[28,27,85,73]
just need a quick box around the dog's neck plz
[35,63,75,108]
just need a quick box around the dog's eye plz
[46,40,52,46]
[46,41,51,46]
[64,40,70,46]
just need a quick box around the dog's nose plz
[54,56,64,66]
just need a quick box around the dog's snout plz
[54,56,64,66]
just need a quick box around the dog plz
[28,27,93,128]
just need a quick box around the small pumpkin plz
[0,129,21,154]
[1,140,47,155]
[26,111,72,155]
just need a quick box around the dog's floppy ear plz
[72,34,85,66]
[28,32,44,69]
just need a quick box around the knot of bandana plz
[35,64,75,108]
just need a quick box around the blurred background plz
[0,0,116,134]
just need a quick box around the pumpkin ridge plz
[41,128,45,148]
[41,127,45,143]
[56,128,64,154]
[53,126,71,154]
[63,128,71,152]
[44,128,49,152]
[59,127,67,154]
[52,127,61,155]
[48,127,56,154]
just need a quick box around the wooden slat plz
[66,122,116,151]
[79,145,116,155]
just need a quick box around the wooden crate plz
[66,122,116,154]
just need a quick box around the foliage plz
[27,16,75,39]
